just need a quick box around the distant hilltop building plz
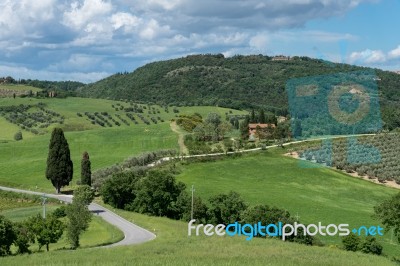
[394,70,400,75]
[272,56,291,61]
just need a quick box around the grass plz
[175,149,400,258]
[0,97,245,192]
[0,206,395,265]
[1,199,124,252]
[0,84,42,92]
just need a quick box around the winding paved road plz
[0,185,156,247]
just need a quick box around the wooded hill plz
[78,54,400,129]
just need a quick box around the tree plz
[66,202,92,249]
[101,172,141,209]
[81,151,92,186]
[250,109,256,123]
[13,221,35,254]
[176,191,208,223]
[342,233,361,252]
[0,215,16,256]
[374,192,400,242]
[360,236,383,255]
[130,170,186,218]
[66,185,94,249]
[293,119,302,138]
[46,128,73,193]
[14,131,23,141]
[258,109,266,123]
[208,191,247,224]
[73,185,94,206]
[27,214,64,252]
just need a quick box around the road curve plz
[0,185,156,247]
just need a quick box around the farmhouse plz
[248,123,275,136]
[272,56,291,61]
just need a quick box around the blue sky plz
[0,0,399,83]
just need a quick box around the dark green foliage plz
[52,206,67,218]
[79,55,400,122]
[66,202,92,249]
[375,192,400,242]
[0,215,16,256]
[13,221,35,254]
[207,191,247,224]
[175,191,209,223]
[46,128,73,193]
[129,170,186,218]
[81,151,92,186]
[27,214,64,252]
[342,233,361,252]
[258,109,266,124]
[101,172,143,209]
[360,236,383,255]
[65,186,94,249]
[14,131,23,141]
[73,185,95,206]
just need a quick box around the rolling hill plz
[79,54,400,129]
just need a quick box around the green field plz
[0,205,394,265]
[0,84,42,92]
[1,200,124,251]
[0,97,245,192]
[176,149,400,258]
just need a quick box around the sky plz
[0,0,399,83]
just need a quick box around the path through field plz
[170,121,189,155]
[0,186,156,247]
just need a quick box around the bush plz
[14,131,23,141]
[342,233,361,252]
[52,206,67,218]
[360,236,383,255]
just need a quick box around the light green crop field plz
[0,97,245,192]
[176,149,400,258]
[0,205,394,266]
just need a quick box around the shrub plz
[342,233,361,252]
[14,131,23,141]
[360,236,383,255]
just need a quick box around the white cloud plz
[62,0,113,30]
[249,34,269,51]
[0,64,109,83]
[388,46,400,59]
[110,12,141,32]
[349,49,386,64]
[139,19,171,40]
[0,0,57,39]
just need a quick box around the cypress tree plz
[81,152,91,186]
[46,128,73,193]
[259,109,266,123]
[250,109,256,123]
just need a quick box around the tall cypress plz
[81,152,91,186]
[46,128,73,193]
[258,109,266,123]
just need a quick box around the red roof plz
[248,123,275,129]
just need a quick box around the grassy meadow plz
[0,197,124,252]
[176,149,400,258]
[0,204,395,266]
[0,97,245,192]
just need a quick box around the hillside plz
[79,54,400,128]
